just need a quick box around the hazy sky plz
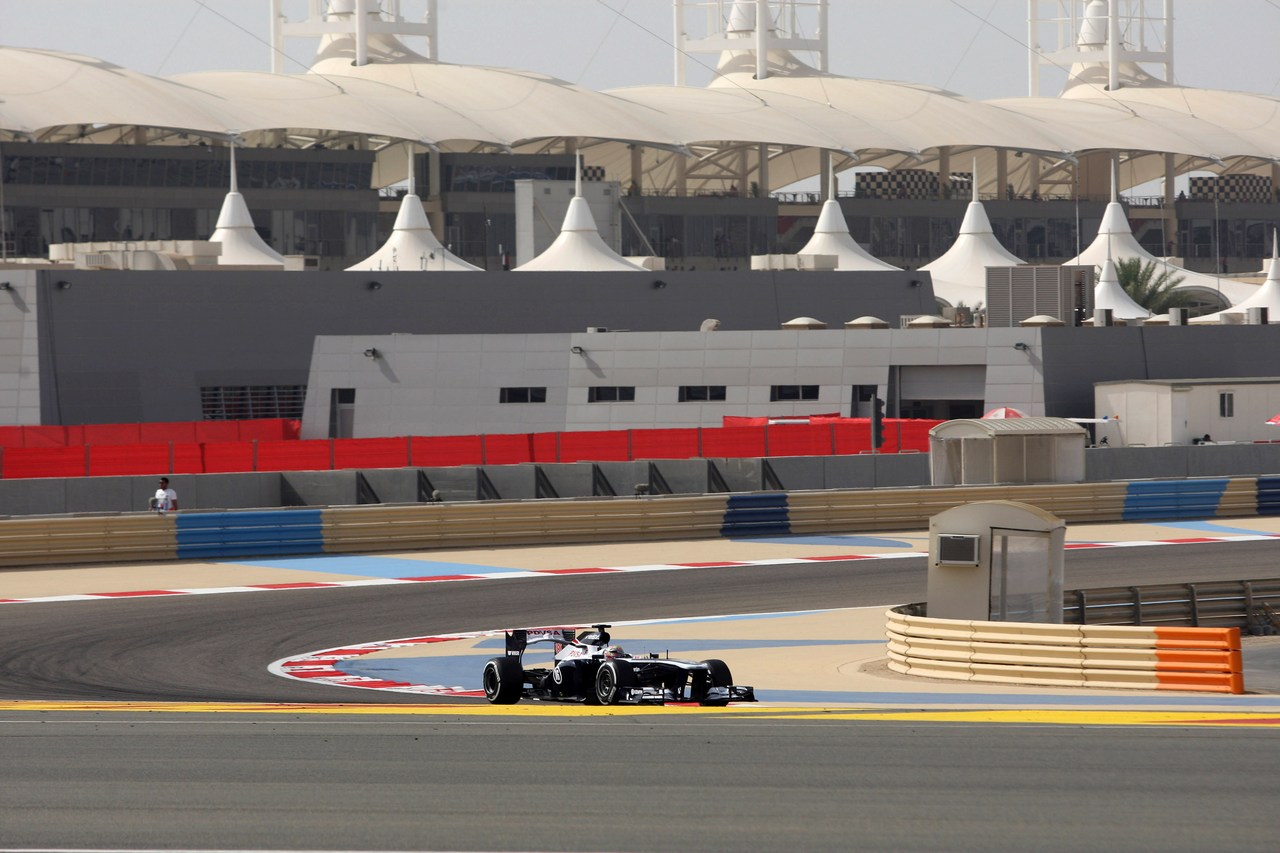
[4,1,1280,101]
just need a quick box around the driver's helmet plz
[603,645,627,659]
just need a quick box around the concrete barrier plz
[0,514,176,568]
[886,609,1244,694]
[0,474,1277,569]
[321,494,732,553]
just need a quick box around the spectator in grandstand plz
[149,477,179,512]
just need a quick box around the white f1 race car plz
[481,624,757,706]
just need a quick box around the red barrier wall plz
[2,446,86,478]
[0,426,25,448]
[0,421,941,478]
[195,422,246,444]
[88,444,171,477]
[255,439,332,472]
[201,442,256,474]
[766,424,834,457]
[411,436,484,467]
[21,426,74,448]
[483,434,535,465]
[630,428,701,459]
[237,419,301,441]
[700,426,768,458]
[832,421,874,454]
[557,431,631,463]
[140,422,199,444]
[333,438,410,470]
[83,424,143,446]
[530,432,560,464]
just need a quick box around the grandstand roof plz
[5,34,1280,189]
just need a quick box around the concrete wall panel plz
[419,467,482,502]
[0,478,68,516]
[716,458,766,492]
[481,466,537,501]
[650,459,711,495]
[182,473,283,512]
[358,469,420,504]
[282,471,357,507]
[594,462,650,497]
[536,464,596,499]
[764,456,828,490]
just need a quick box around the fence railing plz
[1065,578,1280,632]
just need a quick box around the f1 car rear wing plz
[505,628,576,655]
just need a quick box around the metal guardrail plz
[1065,578,1280,634]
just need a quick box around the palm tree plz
[1114,257,1193,314]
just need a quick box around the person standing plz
[150,477,179,512]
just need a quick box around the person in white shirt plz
[150,477,179,512]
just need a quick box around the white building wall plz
[0,270,43,425]
[300,326,1049,439]
[1188,383,1280,444]
[1095,380,1280,447]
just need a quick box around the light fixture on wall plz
[570,345,585,355]
[56,280,72,290]
[1013,342,1030,351]
[652,279,667,289]
[909,279,922,287]
[0,282,11,291]
[363,347,380,359]
[367,280,382,290]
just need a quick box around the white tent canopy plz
[1063,200,1256,306]
[348,151,479,272]
[797,174,898,271]
[209,148,286,268]
[515,165,643,273]
[919,182,1025,307]
[1193,236,1280,324]
[1092,258,1151,321]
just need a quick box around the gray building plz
[4,264,1280,434]
[0,266,934,426]
[297,324,1280,440]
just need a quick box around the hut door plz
[989,527,1057,623]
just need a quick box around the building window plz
[587,386,636,403]
[678,385,727,402]
[500,387,547,404]
[1219,391,1235,418]
[201,385,306,420]
[770,385,820,402]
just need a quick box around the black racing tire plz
[703,659,733,687]
[699,659,733,706]
[482,656,524,704]
[594,659,636,705]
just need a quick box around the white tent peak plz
[210,146,287,268]
[919,163,1023,307]
[1094,257,1151,320]
[797,173,899,271]
[348,147,479,271]
[515,156,643,272]
[1063,199,1257,306]
[1193,228,1280,323]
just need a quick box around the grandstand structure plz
[2,1,1280,431]
[0,1,1277,277]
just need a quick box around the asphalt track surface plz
[3,540,1280,704]
[2,541,1279,850]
